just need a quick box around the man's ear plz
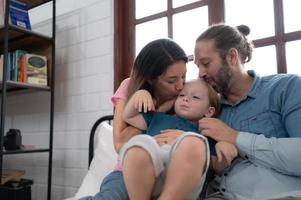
[204,106,215,118]
[227,48,239,65]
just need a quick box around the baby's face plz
[174,80,211,122]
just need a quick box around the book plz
[9,0,31,29]
[24,53,47,86]
[13,49,26,81]
[18,53,25,82]
[0,0,31,29]
[0,53,14,81]
[0,54,3,81]
[0,0,4,25]
[1,169,25,184]
[7,52,12,80]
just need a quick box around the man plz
[195,24,301,200]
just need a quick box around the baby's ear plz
[204,106,215,118]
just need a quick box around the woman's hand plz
[154,129,182,145]
[132,89,155,113]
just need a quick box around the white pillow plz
[75,122,118,199]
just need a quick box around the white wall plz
[4,0,114,199]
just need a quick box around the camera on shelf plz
[4,129,22,151]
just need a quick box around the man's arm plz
[237,132,301,177]
[199,118,301,176]
[237,76,301,176]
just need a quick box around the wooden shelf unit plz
[0,1,56,200]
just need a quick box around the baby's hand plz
[215,141,238,166]
[132,90,155,113]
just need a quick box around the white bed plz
[66,115,117,199]
[66,115,211,199]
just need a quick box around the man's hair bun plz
[236,25,250,36]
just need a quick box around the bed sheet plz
[69,122,118,199]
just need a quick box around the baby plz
[121,78,237,199]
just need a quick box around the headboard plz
[88,115,114,166]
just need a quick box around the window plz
[283,0,301,33]
[173,6,208,80]
[245,45,277,76]
[286,40,301,74]
[225,0,301,75]
[134,0,214,81]
[225,0,275,40]
[114,0,301,89]
[136,18,168,54]
[136,0,167,19]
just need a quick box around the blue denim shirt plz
[212,71,301,199]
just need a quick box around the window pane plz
[173,0,199,8]
[136,18,168,55]
[173,6,208,56]
[286,40,301,75]
[283,0,301,33]
[173,7,208,80]
[136,0,167,19]
[186,61,199,81]
[245,45,277,76]
[225,0,274,40]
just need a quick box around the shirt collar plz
[246,70,261,99]
[221,70,261,105]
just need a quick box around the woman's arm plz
[113,99,140,153]
[122,90,153,130]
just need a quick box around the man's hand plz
[212,141,238,174]
[215,141,238,165]
[199,118,238,144]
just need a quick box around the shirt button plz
[224,173,228,176]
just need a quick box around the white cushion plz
[74,122,118,199]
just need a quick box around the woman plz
[81,38,206,200]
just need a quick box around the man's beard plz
[214,60,232,94]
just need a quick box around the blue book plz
[12,49,27,81]
[9,0,31,30]
[5,52,12,81]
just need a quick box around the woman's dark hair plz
[196,24,253,63]
[127,38,188,99]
